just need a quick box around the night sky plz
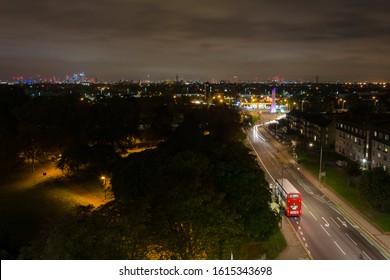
[1,0,389,82]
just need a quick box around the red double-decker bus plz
[274,178,302,217]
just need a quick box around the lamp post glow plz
[101,176,107,200]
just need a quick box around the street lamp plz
[310,143,324,182]
[100,176,107,200]
[319,144,324,182]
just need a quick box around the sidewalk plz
[276,216,311,260]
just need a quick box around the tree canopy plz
[19,105,279,259]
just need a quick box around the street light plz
[100,176,107,200]
[310,143,324,182]
[319,144,324,183]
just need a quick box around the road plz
[247,123,388,260]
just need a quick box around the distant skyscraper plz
[270,88,276,113]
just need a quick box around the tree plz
[147,151,241,259]
[212,142,279,243]
[344,161,362,186]
[359,168,390,213]
[19,203,152,259]
[56,143,91,175]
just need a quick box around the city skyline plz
[1,0,389,82]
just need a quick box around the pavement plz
[276,158,390,260]
[276,216,311,260]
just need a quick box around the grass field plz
[0,165,106,258]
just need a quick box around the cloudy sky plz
[1,0,389,82]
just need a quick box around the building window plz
[374,131,378,137]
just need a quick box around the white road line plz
[337,217,348,228]
[246,136,273,179]
[360,233,374,246]
[380,252,389,260]
[300,231,304,236]
[305,243,308,248]
[309,211,318,221]
[362,251,371,260]
[320,224,331,236]
[298,226,301,231]
[334,241,346,255]
[330,217,341,228]
[302,237,306,242]
[302,201,307,208]
[345,233,357,246]
[322,217,330,227]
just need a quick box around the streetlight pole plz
[319,144,323,182]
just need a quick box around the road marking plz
[362,251,371,260]
[300,231,304,236]
[360,233,374,246]
[246,136,274,179]
[298,226,301,231]
[334,241,346,255]
[345,233,357,246]
[337,217,348,228]
[320,224,331,236]
[302,237,306,242]
[380,252,389,260]
[309,211,318,221]
[322,217,330,227]
[305,243,308,247]
[330,217,340,228]
[302,201,307,208]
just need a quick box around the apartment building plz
[335,115,390,171]
[286,109,336,147]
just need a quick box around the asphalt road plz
[247,124,388,260]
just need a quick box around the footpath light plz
[100,176,107,200]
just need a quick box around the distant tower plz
[270,88,277,113]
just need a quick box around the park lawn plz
[0,172,105,258]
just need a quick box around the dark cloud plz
[1,0,389,81]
